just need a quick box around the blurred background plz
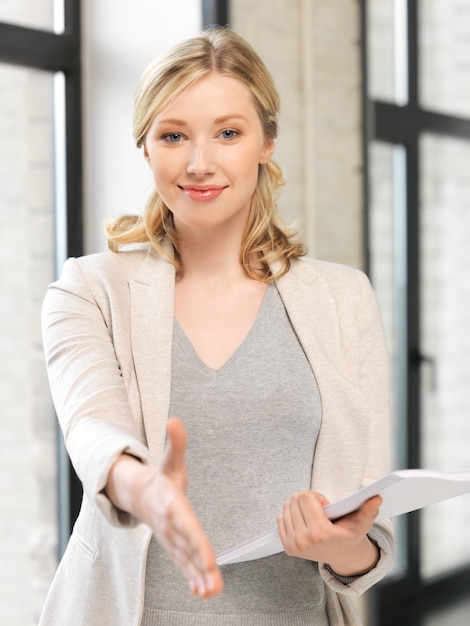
[0,1,469,624]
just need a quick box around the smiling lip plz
[180,185,226,202]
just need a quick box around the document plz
[216,469,470,565]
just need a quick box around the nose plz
[186,144,215,177]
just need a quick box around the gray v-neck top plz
[142,284,327,625]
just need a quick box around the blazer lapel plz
[128,251,361,496]
[274,259,356,496]
[129,246,175,461]
[274,258,343,390]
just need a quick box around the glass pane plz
[368,141,407,575]
[0,0,58,32]
[420,133,470,577]
[367,0,408,105]
[420,0,470,117]
[0,64,58,624]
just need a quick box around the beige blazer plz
[39,245,394,626]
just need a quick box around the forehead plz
[154,73,260,123]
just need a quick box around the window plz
[363,1,470,623]
[0,2,82,623]
[0,0,57,32]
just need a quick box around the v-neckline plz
[173,283,274,375]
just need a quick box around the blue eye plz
[163,133,183,143]
[220,129,238,140]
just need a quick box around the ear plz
[143,143,151,165]
[259,138,275,164]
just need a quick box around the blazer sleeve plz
[319,269,395,595]
[41,256,154,528]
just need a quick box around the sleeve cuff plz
[319,522,395,596]
[66,418,156,528]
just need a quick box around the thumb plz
[360,495,383,519]
[344,495,383,530]
[160,417,188,490]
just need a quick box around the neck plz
[177,230,246,282]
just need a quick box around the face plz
[143,73,274,238]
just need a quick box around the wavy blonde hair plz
[106,27,306,281]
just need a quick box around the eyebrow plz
[154,118,188,127]
[154,114,249,127]
[213,114,249,124]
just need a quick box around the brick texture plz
[231,0,364,268]
[0,63,58,625]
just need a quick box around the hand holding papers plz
[216,469,470,565]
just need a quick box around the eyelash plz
[219,129,239,140]
[161,129,240,143]
[162,133,184,143]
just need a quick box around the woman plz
[39,27,394,626]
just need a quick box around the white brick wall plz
[367,0,395,101]
[368,0,470,581]
[420,0,470,117]
[0,0,53,30]
[0,63,58,625]
[229,0,305,231]
[419,134,470,577]
[231,0,364,269]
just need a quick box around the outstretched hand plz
[277,490,382,577]
[144,417,223,598]
[106,417,223,599]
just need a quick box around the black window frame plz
[0,0,83,259]
[361,1,470,624]
[202,0,230,28]
[0,0,83,553]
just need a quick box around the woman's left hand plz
[277,491,382,577]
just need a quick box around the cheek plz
[147,143,179,177]
[149,166,177,205]
[226,147,263,183]
[149,158,174,186]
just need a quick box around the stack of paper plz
[216,469,470,565]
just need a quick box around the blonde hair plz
[106,27,306,281]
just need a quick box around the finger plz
[165,498,212,565]
[180,535,223,599]
[151,480,214,570]
[161,417,188,486]
[352,495,382,524]
[277,512,288,546]
[160,517,200,565]
[313,491,331,507]
[361,495,383,516]
[281,498,296,538]
[162,514,223,598]
[336,495,383,534]
[166,417,188,461]
[359,495,383,526]
[196,566,224,599]
[294,491,329,528]
[280,491,325,540]
[169,500,222,592]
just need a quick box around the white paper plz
[216,469,470,565]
